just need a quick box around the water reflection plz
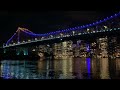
[1,56,120,79]
[112,58,120,79]
[73,57,86,79]
[73,57,92,79]
[99,58,110,79]
[52,57,73,79]
[115,58,120,78]
[91,58,100,79]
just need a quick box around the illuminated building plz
[108,37,117,57]
[73,40,90,57]
[53,43,62,58]
[53,41,73,59]
[97,37,108,58]
[62,41,73,57]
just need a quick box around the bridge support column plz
[3,49,7,54]
[16,47,28,55]
[23,48,28,55]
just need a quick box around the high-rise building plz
[97,37,108,58]
[108,37,117,57]
[53,41,73,58]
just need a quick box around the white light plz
[32,49,35,51]
[47,45,50,47]
[72,31,75,34]
[87,28,90,31]
[41,37,44,39]
[28,40,31,42]
[60,33,63,36]
[35,38,37,40]
[50,35,53,37]
[23,41,25,43]
[104,26,107,29]
[99,38,103,41]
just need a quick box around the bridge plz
[2,11,120,58]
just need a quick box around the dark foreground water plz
[1,57,120,79]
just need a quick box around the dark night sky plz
[0,11,119,45]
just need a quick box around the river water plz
[1,57,120,79]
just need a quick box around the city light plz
[23,41,25,43]
[87,28,90,32]
[28,40,31,42]
[104,26,107,29]
[72,31,75,34]
[35,38,38,40]
[32,49,35,51]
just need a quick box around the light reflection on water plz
[1,57,120,79]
